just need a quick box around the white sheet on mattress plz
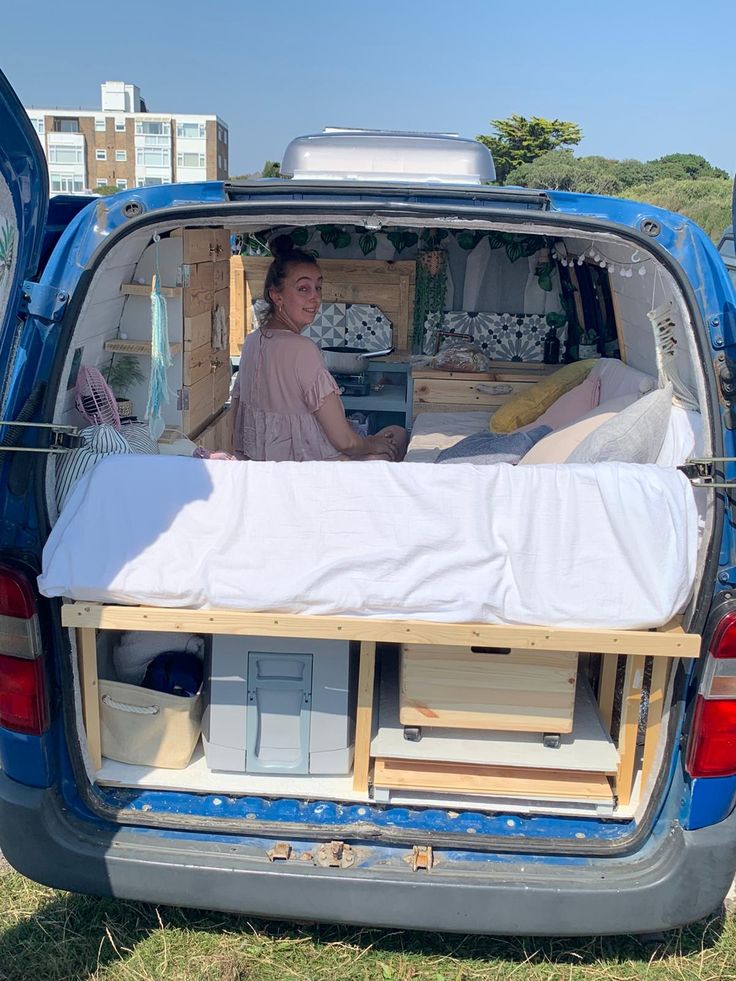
[39,455,697,629]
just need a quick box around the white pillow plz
[518,394,640,465]
[567,384,673,465]
[656,406,703,467]
[590,358,657,403]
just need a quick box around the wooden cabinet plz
[112,228,231,441]
[411,361,557,419]
[399,643,578,734]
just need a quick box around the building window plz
[141,135,169,147]
[95,149,107,161]
[115,117,126,132]
[115,150,127,162]
[177,152,205,168]
[136,176,165,186]
[116,179,128,190]
[136,147,170,167]
[52,117,79,133]
[50,172,84,193]
[223,129,228,145]
[135,119,170,136]
[29,116,45,136]
[48,144,84,164]
[176,121,205,139]
[96,179,107,187]
[94,116,105,132]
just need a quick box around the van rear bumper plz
[1,771,735,936]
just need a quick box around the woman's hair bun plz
[269,233,295,259]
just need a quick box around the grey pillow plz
[567,384,672,465]
[435,425,551,465]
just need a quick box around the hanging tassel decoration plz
[146,237,173,440]
[646,299,700,412]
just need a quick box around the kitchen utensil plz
[320,346,393,374]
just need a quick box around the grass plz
[1,858,736,981]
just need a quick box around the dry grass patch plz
[0,868,735,980]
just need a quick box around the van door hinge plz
[679,458,736,489]
[177,388,189,411]
[266,842,292,862]
[314,840,356,869]
[19,282,69,324]
[408,844,434,872]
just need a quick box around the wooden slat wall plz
[229,256,416,358]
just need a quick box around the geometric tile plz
[424,310,559,362]
[302,302,347,346]
[345,304,393,351]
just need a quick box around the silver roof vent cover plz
[281,128,495,185]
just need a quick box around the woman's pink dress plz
[232,329,342,461]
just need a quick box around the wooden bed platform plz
[63,602,700,811]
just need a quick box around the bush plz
[622,178,732,241]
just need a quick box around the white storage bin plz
[99,678,202,769]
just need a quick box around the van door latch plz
[0,421,83,454]
[408,844,434,872]
[19,282,69,324]
[679,458,736,489]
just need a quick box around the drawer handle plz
[473,383,514,395]
[470,646,511,655]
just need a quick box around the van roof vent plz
[280,128,495,185]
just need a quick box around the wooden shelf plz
[121,283,181,298]
[104,339,182,356]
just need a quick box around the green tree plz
[647,153,729,182]
[623,177,731,241]
[507,150,622,196]
[93,184,120,196]
[477,114,583,183]
[261,160,281,178]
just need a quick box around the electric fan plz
[74,366,122,429]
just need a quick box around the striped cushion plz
[121,423,159,455]
[56,425,131,512]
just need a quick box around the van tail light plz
[686,611,736,778]
[0,565,49,735]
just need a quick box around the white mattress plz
[39,455,698,629]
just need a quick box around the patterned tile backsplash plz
[254,301,393,352]
[425,311,558,362]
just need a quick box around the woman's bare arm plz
[314,393,398,460]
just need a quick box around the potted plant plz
[102,355,145,419]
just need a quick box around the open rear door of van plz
[0,67,48,393]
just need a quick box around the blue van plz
[2,68,736,936]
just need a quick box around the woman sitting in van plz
[232,237,408,462]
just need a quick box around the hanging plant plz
[412,249,448,351]
[535,260,555,292]
[290,227,310,247]
[387,230,418,253]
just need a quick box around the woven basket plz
[116,398,135,419]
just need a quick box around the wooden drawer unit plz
[399,644,578,734]
[411,362,555,418]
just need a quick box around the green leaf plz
[505,240,524,262]
[546,311,567,328]
[359,233,377,255]
[319,226,339,246]
[335,231,352,249]
[290,227,309,247]
[486,231,506,250]
[456,231,478,250]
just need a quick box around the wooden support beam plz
[640,658,672,797]
[60,604,700,659]
[76,627,101,772]
[615,654,647,807]
[598,654,620,736]
[352,641,377,793]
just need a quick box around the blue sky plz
[2,0,735,176]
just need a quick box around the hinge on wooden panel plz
[408,844,434,872]
[177,388,189,411]
[314,840,356,869]
[679,458,736,489]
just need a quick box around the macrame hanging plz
[145,234,173,440]
[74,366,121,429]
[646,298,700,412]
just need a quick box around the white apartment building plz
[25,81,229,194]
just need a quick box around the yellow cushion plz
[490,360,598,433]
